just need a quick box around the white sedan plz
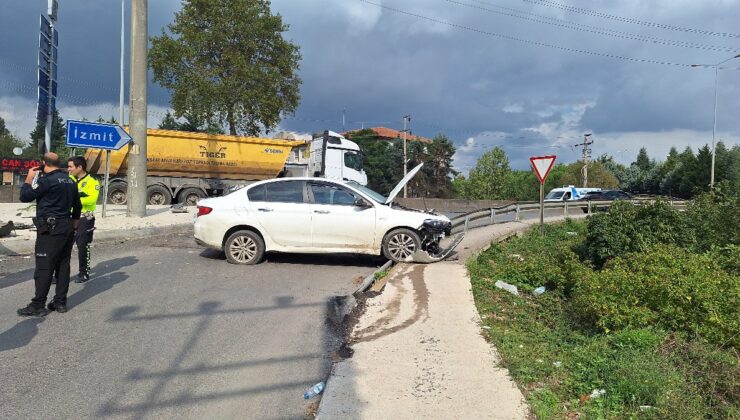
[193,164,452,264]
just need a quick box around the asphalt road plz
[0,229,382,419]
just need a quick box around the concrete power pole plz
[402,115,410,198]
[127,0,147,217]
[574,133,593,188]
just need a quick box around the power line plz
[444,0,737,53]
[522,0,740,39]
[359,0,740,69]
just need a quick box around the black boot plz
[17,304,49,317]
[47,301,68,313]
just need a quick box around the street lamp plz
[691,53,740,188]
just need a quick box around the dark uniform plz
[19,169,81,312]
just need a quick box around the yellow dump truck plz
[84,129,367,205]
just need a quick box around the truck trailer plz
[84,129,367,205]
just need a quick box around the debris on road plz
[303,382,325,399]
[0,220,14,237]
[494,280,519,296]
[170,203,188,213]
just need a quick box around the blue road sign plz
[66,120,132,150]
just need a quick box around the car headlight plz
[423,219,451,233]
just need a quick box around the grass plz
[468,220,739,419]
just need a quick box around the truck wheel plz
[382,228,421,262]
[224,230,265,265]
[178,188,206,206]
[147,185,172,205]
[108,182,127,205]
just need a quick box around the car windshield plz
[346,181,387,203]
[545,191,564,199]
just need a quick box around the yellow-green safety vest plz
[73,173,100,213]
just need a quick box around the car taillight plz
[197,206,213,217]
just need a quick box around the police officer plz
[17,153,81,316]
[66,156,100,282]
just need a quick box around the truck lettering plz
[198,146,227,158]
[264,148,283,154]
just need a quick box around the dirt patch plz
[353,264,430,343]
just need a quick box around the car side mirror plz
[354,198,371,208]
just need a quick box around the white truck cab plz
[544,185,602,202]
[283,130,368,185]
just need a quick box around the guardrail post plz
[564,200,568,216]
[515,204,521,221]
[587,200,592,215]
[490,208,495,225]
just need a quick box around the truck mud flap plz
[404,231,466,264]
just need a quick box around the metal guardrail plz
[450,198,687,233]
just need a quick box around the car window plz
[545,191,564,200]
[344,152,363,171]
[249,181,305,203]
[247,184,266,201]
[310,183,357,205]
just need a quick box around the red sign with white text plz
[530,155,557,184]
[1,158,42,172]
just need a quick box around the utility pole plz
[402,115,410,198]
[127,0,147,217]
[574,133,593,187]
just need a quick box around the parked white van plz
[544,186,602,202]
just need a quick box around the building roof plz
[343,127,432,144]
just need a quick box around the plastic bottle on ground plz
[303,382,325,399]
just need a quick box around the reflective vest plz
[73,173,100,213]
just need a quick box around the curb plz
[0,223,193,256]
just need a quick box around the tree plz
[571,161,619,190]
[459,147,511,199]
[634,147,653,172]
[0,116,27,157]
[158,110,224,134]
[149,0,302,135]
[407,134,457,198]
[350,129,403,195]
[28,110,70,158]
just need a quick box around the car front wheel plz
[382,228,421,262]
[224,230,265,265]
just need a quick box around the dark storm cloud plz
[1,0,739,168]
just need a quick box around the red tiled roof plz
[343,127,431,144]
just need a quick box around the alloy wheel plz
[229,235,257,263]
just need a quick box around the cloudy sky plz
[1,0,739,171]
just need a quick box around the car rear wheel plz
[382,228,421,262]
[224,230,265,265]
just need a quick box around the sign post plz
[530,155,557,234]
[66,120,132,217]
[38,3,58,154]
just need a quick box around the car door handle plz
[314,210,330,214]
[258,208,273,212]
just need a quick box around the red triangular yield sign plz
[530,155,557,184]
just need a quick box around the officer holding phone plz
[17,152,82,316]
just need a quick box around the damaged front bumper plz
[404,219,466,263]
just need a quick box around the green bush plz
[580,200,694,268]
[471,221,739,418]
[573,244,740,348]
[685,181,740,252]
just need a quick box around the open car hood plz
[385,163,423,205]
